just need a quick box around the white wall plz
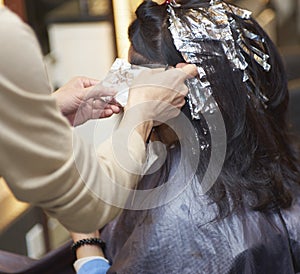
[46,21,118,145]
[47,22,115,87]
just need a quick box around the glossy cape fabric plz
[102,146,300,274]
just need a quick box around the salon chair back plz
[0,240,75,274]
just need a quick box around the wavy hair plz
[128,0,300,218]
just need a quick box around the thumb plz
[178,64,198,78]
[85,84,117,100]
[80,77,101,88]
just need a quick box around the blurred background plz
[0,0,299,263]
[3,0,300,83]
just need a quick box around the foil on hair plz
[168,0,181,7]
[167,0,271,119]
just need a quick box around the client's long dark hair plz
[129,0,300,218]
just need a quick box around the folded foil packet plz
[101,58,150,107]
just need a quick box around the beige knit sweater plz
[0,7,146,233]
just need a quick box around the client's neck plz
[150,124,179,148]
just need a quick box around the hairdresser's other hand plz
[52,77,121,126]
[125,64,197,127]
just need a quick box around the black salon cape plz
[101,146,300,274]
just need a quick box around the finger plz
[85,85,117,100]
[176,63,187,69]
[90,98,110,109]
[91,107,107,119]
[178,64,198,78]
[178,98,187,108]
[155,64,197,89]
[174,82,189,96]
[91,99,121,116]
[80,77,101,88]
[108,104,121,114]
[99,109,114,118]
[172,96,187,108]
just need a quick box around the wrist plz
[51,92,65,114]
[75,244,105,259]
[120,108,154,142]
[134,121,153,142]
[71,234,106,259]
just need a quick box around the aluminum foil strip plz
[167,0,271,119]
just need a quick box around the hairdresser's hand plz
[126,64,197,122]
[52,77,121,126]
[120,64,197,141]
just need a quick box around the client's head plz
[129,0,300,218]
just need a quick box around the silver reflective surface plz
[167,0,271,118]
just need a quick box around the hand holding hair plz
[125,64,197,127]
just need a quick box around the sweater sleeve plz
[0,8,146,232]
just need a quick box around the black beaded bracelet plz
[71,238,106,253]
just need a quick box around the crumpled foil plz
[101,58,149,107]
[167,0,271,118]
